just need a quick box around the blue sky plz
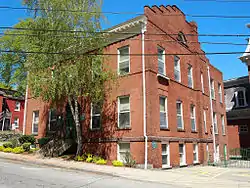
[1,0,250,80]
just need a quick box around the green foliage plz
[92,156,101,163]
[86,156,93,163]
[9,138,20,148]
[38,137,50,146]
[95,159,107,165]
[112,160,124,167]
[75,155,84,161]
[19,135,36,145]
[12,147,25,154]
[22,142,31,152]
[0,146,4,151]
[3,147,13,153]
[124,151,136,168]
[28,148,39,154]
[3,142,13,148]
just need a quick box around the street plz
[0,159,177,188]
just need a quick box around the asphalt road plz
[0,158,177,188]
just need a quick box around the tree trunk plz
[68,96,83,156]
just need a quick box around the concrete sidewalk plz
[0,152,249,188]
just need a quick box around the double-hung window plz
[32,111,39,134]
[48,109,57,131]
[188,65,193,88]
[174,56,181,82]
[118,143,130,162]
[239,125,248,134]
[235,88,247,107]
[160,96,168,129]
[201,73,204,93]
[218,83,223,103]
[15,101,21,111]
[118,46,130,75]
[203,110,207,133]
[158,47,165,75]
[179,144,186,165]
[213,112,218,134]
[91,103,101,130]
[118,96,130,128]
[210,79,215,100]
[221,115,225,135]
[190,105,196,131]
[193,144,199,163]
[176,101,184,130]
[13,117,19,128]
[162,144,170,168]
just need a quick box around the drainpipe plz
[22,84,28,135]
[141,20,148,169]
[207,65,216,163]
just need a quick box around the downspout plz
[207,65,216,163]
[22,84,28,135]
[141,19,148,169]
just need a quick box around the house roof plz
[224,76,249,88]
[0,88,24,101]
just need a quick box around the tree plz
[20,0,115,156]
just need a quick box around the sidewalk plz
[0,152,249,188]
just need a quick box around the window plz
[118,46,130,74]
[179,144,186,165]
[48,109,57,131]
[193,144,199,163]
[218,83,223,103]
[13,117,19,128]
[91,103,101,130]
[203,110,207,133]
[118,96,130,128]
[206,144,209,162]
[201,73,204,93]
[221,115,225,135]
[32,111,39,134]
[210,79,215,100]
[224,145,227,160]
[213,112,218,134]
[239,125,248,134]
[15,101,21,111]
[118,143,130,162]
[174,56,181,82]
[235,89,247,107]
[162,144,170,168]
[188,65,193,88]
[216,144,220,161]
[160,96,168,129]
[190,105,196,131]
[176,101,184,130]
[177,32,187,45]
[158,47,165,75]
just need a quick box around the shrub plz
[38,137,50,147]
[92,156,101,163]
[75,155,84,161]
[3,142,13,148]
[3,148,13,153]
[112,160,124,167]
[124,151,136,168]
[9,138,20,148]
[22,143,31,152]
[0,146,4,151]
[12,147,24,154]
[95,159,107,165]
[86,157,93,163]
[19,135,36,145]
[28,148,39,154]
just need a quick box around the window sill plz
[180,163,188,167]
[14,110,20,112]
[193,162,200,165]
[118,73,130,77]
[177,128,185,132]
[32,133,38,136]
[191,131,198,133]
[157,74,170,80]
[160,127,170,131]
[162,165,172,169]
[117,127,131,130]
[215,133,219,135]
[205,132,208,134]
[222,134,226,136]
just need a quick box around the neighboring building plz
[0,88,24,132]
[24,5,227,168]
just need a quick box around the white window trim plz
[176,101,184,130]
[193,144,199,163]
[216,144,220,162]
[32,111,39,134]
[179,144,186,166]
[117,142,130,162]
[158,46,166,75]
[218,83,223,103]
[188,65,193,88]
[190,105,196,131]
[90,103,101,130]
[206,144,209,162]
[118,96,131,128]
[117,46,130,75]
[203,110,207,133]
[160,96,168,129]
[211,79,215,100]
[14,101,21,111]
[201,73,204,93]
[221,115,226,135]
[162,143,171,168]
[235,88,247,108]
[213,113,218,134]
[174,56,181,82]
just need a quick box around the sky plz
[1,0,250,80]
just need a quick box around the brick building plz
[24,5,228,168]
[0,88,24,132]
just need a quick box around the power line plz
[1,26,250,37]
[0,32,249,46]
[1,5,250,19]
[0,50,249,56]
